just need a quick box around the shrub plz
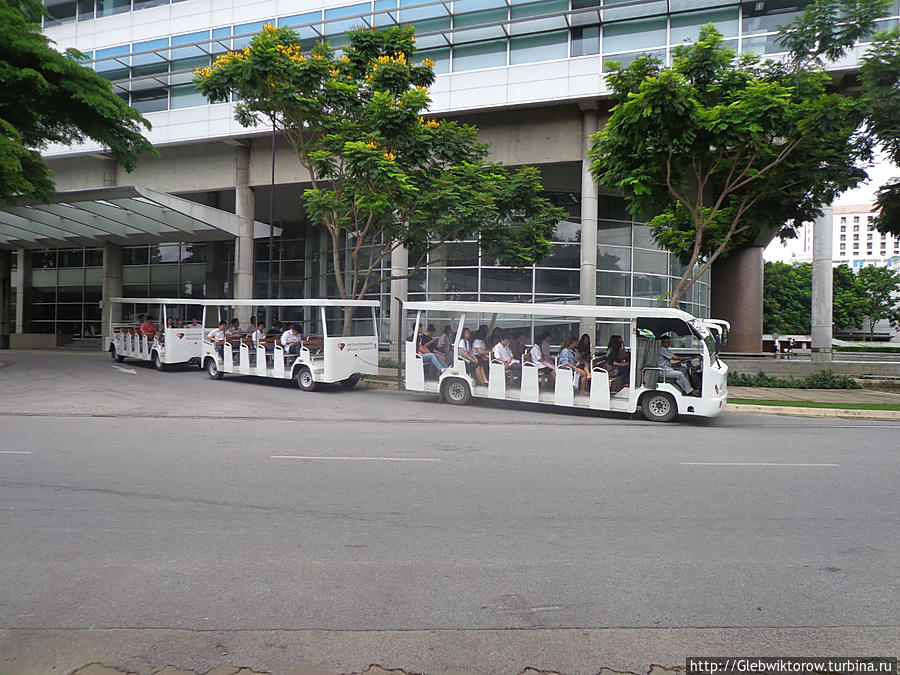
[378,357,398,369]
[728,370,860,389]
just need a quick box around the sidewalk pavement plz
[726,385,900,420]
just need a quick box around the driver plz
[657,334,697,396]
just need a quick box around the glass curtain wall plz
[21,247,103,337]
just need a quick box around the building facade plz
[3,0,898,348]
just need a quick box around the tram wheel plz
[441,378,472,406]
[111,346,125,363]
[297,366,317,392]
[641,391,676,422]
[152,350,165,371]
[340,374,360,389]
[206,357,223,380]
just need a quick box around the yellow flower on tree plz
[263,23,277,33]
[383,151,396,161]
[365,140,378,150]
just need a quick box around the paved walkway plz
[728,385,900,404]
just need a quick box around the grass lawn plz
[728,398,900,411]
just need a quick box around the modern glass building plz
[2,0,894,348]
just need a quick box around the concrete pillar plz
[389,244,409,350]
[579,105,600,339]
[100,243,122,349]
[234,145,254,325]
[0,250,11,348]
[811,205,834,362]
[205,241,228,300]
[710,246,764,353]
[15,249,31,334]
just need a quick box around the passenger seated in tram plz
[487,326,502,351]
[140,316,158,335]
[559,336,590,395]
[417,324,448,375]
[189,318,201,328]
[267,320,283,338]
[491,333,521,372]
[457,327,487,385]
[252,321,269,348]
[207,320,227,357]
[436,325,454,361]
[166,317,174,329]
[529,333,556,378]
[136,314,145,328]
[509,330,526,363]
[226,317,242,337]
[604,334,630,387]
[281,323,303,354]
[472,327,491,381]
[576,333,593,368]
[176,318,184,328]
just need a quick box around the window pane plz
[427,268,479,293]
[123,246,149,265]
[131,78,169,113]
[58,269,83,285]
[77,0,94,21]
[324,2,371,35]
[429,242,479,266]
[453,39,507,70]
[45,0,77,25]
[602,17,667,53]
[234,21,271,49]
[417,47,450,73]
[58,249,84,268]
[510,30,568,64]
[132,38,169,76]
[510,0,567,34]
[133,0,167,9]
[540,243,579,268]
[597,219,631,246]
[171,83,207,109]
[95,45,131,81]
[632,273,668,299]
[597,270,629,296]
[597,245,631,271]
[572,25,600,56]
[670,7,739,43]
[634,248,668,274]
[535,268,577,294]
[96,0,130,18]
[482,267,532,292]
[741,0,805,35]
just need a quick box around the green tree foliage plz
[763,261,868,334]
[778,0,900,235]
[857,265,900,333]
[194,25,565,306]
[0,0,154,201]
[589,25,865,307]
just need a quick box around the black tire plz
[206,357,224,380]
[441,378,472,406]
[110,346,125,363]
[152,350,165,371]
[297,366,317,392]
[340,374,360,389]
[641,391,677,422]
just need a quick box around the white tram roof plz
[111,297,379,308]
[404,301,697,322]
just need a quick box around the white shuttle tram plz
[108,297,208,369]
[403,301,728,422]
[200,299,380,391]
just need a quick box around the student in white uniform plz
[207,320,227,357]
[491,334,521,371]
[280,323,303,354]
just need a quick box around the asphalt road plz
[0,352,897,674]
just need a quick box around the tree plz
[0,0,154,201]
[779,0,900,235]
[194,26,564,319]
[764,261,812,334]
[589,25,866,308]
[763,261,867,333]
[857,265,900,334]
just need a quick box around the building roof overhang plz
[0,185,280,250]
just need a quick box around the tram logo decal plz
[336,342,376,352]
[176,333,185,340]
[338,342,345,351]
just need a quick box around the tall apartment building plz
[2,0,898,350]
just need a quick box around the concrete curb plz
[364,381,900,420]
[726,403,900,420]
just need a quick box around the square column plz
[234,145,254,326]
[390,244,409,351]
[101,243,122,350]
[579,105,600,337]
[0,250,10,349]
[15,249,31,334]
[810,206,834,362]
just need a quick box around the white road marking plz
[0,451,32,454]
[681,462,840,467]
[271,455,441,462]
[111,365,137,375]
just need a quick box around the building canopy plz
[0,186,279,249]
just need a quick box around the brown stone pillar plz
[710,245,764,353]
[101,243,122,350]
[15,248,31,334]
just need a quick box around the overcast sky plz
[836,154,899,207]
